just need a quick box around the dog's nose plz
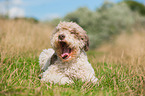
[58,34,65,40]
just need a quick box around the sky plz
[0,0,144,20]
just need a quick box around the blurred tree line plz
[50,1,145,49]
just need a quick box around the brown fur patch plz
[50,53,57,65]
[84,34,89,51]
[70,28,89,51]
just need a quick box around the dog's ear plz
[83,34,89,51]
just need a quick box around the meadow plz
[0,19,144,96]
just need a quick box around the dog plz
[39,21,98,85]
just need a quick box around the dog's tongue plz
[61,48,69,59]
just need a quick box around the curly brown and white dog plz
[39,21,98,85]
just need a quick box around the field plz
[0,20,144,95]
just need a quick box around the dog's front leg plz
[41,66,73,85]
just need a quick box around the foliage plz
[50,18,62,27]
[64,7,97,29]
[124,1,145,16]
[63,2,145,49]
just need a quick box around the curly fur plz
[39,21,98,85]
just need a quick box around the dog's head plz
[51,21,89,62]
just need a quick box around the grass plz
[0,19,144,95]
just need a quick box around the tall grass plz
[92,27,145,95]
[0,19,55,95]
[0,20,144,95]
[0,19,53,57]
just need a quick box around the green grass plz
[0,52,144,96]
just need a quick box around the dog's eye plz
[70,30,74,34]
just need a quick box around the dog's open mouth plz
[59,42,72,60]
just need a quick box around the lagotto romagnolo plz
[39,21,98,85]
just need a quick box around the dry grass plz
[92,28,145,95]
[0,19,53,58]
[0,19,145,95]
[0,19,55,95]
[97,28,145,68]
